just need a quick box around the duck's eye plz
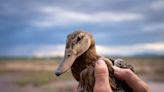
[77,36,81,42]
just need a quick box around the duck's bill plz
[55,54,77,76]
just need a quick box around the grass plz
[0,57,164,86]
[16,71,54,86]
[154,68,164,75]
[15,71,73,86]
[0,60,57,74]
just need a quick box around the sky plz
[0,0,164,57]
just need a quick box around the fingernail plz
[95,60,108,76]
[96,60,105,65]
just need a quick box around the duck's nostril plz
[55,72,61,76]
[67,54,71,57]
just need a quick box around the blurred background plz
[0,0,164,92]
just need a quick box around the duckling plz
[55,30,134,92]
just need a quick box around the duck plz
[55,30,134,92]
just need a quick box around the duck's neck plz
[80,47,99,64]
[71,46,100,81]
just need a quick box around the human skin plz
[73,60,113,92]
[94,60,113,92]
[93,60,151,92]
[74,60,151,92]
[113,66,151,92]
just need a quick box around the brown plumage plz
[55,30,134,92]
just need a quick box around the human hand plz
[94,60,113,92]
[113,66,151,92]
[73,60,113,92]
[93,60,151,92]
[75,60,151,92]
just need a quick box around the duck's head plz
[55,31,95,76]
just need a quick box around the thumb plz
[94,60,111,92]
[95,60,109,78]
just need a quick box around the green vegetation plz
[154,68,164,75]
[15,71,73,86]
[0,56,163,86]
[17,71,54,86]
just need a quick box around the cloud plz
[96,42,164,56]
[142,23,164,32]
[32,6,143,27]
[151,0,164,11]
[33,45,65,57]
[32,42,164,57]
[0,0,164,57]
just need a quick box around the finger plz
[113,66,121,77]
[73,84,78,92]
[113,66,151,92]
[113,66,130,81]
[95,60,109,77]
[94,60,112,92]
